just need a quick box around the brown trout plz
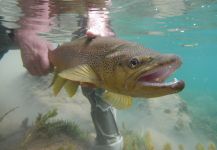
[48,36,185,109]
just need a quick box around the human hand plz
[15,30,53,76]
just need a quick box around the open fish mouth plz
[137,58,185,91]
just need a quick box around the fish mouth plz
[137,56,185,91]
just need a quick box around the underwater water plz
[111,0,217,144]
[0,0,217,149]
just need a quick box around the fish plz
[48,36,185,109]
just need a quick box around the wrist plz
[14,29,36,44]
[15,29,36,37]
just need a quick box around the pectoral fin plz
[102,91,132,109]
[64,81,79,97]
[53,76,67,96]
[59,64,99,86]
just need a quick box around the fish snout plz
[153,54,182,68]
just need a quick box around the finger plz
[20,49,42,75]
[47,44,55,73]
[39,52,51,75]
[49,63,54,73]
[86,29,98,39]
[25,64,40,76]
[26,56,44,76]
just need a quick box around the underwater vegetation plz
[195,143,217,150]
[163,143,172,150]
[0,107,19,141]
[23,109,86,141]
[208,143,217,150]
[0,106,19,123]
[192,115,217,144]
[21,109,90,150]
[56,144,77,150]
[1,108,216,150]
[121,123,217,150]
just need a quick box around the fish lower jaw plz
[140,78,185,90]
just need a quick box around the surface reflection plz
[2,0,114,75]
[15,0,113,43]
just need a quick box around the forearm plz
[14,0,54,75]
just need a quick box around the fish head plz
[104,44,185,98]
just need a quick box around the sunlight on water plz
[0,0,217,149]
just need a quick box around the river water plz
[0,0,217,149]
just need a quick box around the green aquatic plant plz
[122,131,144,150]
[196,143,205,150]
[57,144,76,150]
[33,108,85,139]
[22,109,89,148]
[192,115,217,143]
[132,140,139,150]
[0,106,19,123]
[144,131,155,150]
[163,143,172,150]
[121,124,146,150]
[0,107,19,142]
[66,144,76,150]
[34,108,58,130]
[178,144,184,150]
[121,125,217,150]
[208,143,217,150]
[57,147,65,150]
[123,134,133,150]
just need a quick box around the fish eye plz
[128,58,140,68]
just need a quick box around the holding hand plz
[15,30,53,75]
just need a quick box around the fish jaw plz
[128,54,185,98]
[136,79,185,98]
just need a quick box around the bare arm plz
[14,0,114,75]
[15,0,54,75]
